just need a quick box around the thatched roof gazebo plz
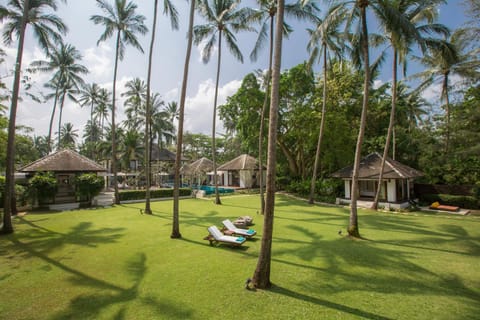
[217,154,262,171]
[331,152,423,209]
[19,149,106,205]
[217,154,265,188]
[19,149,105,173]
[182,157,213,175]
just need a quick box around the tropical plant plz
[75,173,104,204]
[59,122,78,149]
[30,41,88,152]
[0,0,67,234]
[412,30,480,154]
[122,78,146,130]
[79,83,102,158]
[91,0,148,204]
[194,0,254,204]
[28,171,57,205]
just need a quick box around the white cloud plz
[184,78,241,135]
[164,87,179,102]
[83,43,112,81]
[373,79,383,90]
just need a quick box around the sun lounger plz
[204,226,246,246]
[222,219,256,238]
[429,201,460,212]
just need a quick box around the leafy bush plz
[75,173,104,203]
[419,193,479,209]
[28,172,57,204]
[119,188,192,201]
[0,176,28,208]
[285,178,343,203]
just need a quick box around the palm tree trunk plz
[443,72,450,154]
[112,31,121,204]
[2,0,29,234]
[258,15,275,215]
[348,2,370,238]
[252,0,285,289]
[309,44,328,204]
[372,50,397,210]
[172,0,195,239]
[90,101,95,159]
[212,29,222,205]
[47,89,59,153]
[57,90,66,150]
[144,0,158,215]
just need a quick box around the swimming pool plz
[198,185,235,195]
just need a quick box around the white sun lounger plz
[205,226,246,246]
[222,219,257,238]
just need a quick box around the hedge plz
[119,188,192,201]
[419,193,479,209]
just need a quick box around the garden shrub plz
[119,188,192,201]
[0,176,28,208]
[284,178,343,203]
[75,173,104,203]
[28,172,57,205]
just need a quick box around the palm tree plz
[172,0,196,239]
[194,0,254,205]
[122,78,146,130]
[249,0,319,214]
[55,78,81,150]
[341,0,372,238]
[371,0,449,210]
[59,122,78,149]
[91,0,148,204]
[79,83,102,158]
[307,3,345,204]
[144,0,178,215]
[412,31,480,154]
[0,0,66,234]
[95,87,111,135]
[30,42,88,152]
[119,129,144,172]
[33,135,50,157]
[251,0,285,290]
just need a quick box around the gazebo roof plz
[182,157,213,175]
[19,149,106,173]
[151,146,187,162]
[331,152,423,179]
[217,154,263,171]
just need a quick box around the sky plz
[0,0,469,141]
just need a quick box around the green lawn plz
[1,194,479,320]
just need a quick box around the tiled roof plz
[331,152,423,179]
[19,149,106,172]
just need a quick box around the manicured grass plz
[1,194,479,319]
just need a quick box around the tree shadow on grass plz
[4,217,193,319]
[53,252,193,320]
[270,285,393,320]
[270,223,480,316]
[12,216,125,256]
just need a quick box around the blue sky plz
[0,0,469,139]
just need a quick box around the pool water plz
[199,185,235,195]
